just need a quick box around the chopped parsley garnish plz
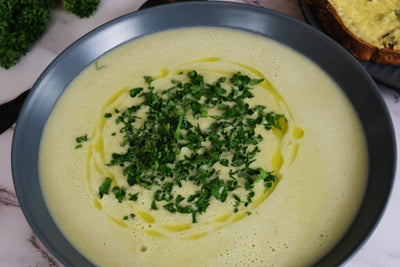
[130,87,143,97]
[75,134,89,149]
[99,177,112,199]
[76,134,88,142]
[128,193,138,201]
[112,186,126,202]
[151,200,158,210]
[144,76,153,85]
[123,213,136,220]
[100,71,286,223]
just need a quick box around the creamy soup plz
[40,27,368,267]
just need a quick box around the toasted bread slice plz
[306,0,400,65]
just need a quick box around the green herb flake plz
[143,76,154,85]
[112,186,126,202]
[128,193,138,201]
[151,200,158,210]
[99,177,112,199]
[130,87,143,97]
[163,203,176,213]
[76,134,89,143]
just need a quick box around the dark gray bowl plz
[12,2,396,266]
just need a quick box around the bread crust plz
[307,0,400,65]
[372,47,400,65]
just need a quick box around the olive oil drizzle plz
[80,58,304,239]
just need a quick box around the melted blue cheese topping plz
[329,0,400,48]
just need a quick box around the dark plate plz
[298,0,400,91]
[12,2,396,267]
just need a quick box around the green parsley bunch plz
[0,0,100,69]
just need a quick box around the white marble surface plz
[0,1,399,266]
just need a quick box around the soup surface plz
[40,27,368,267]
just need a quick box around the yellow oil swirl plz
[162,223,192,233]
[144,229,164,238]
[137,211,156,224]
[83,57,304,240]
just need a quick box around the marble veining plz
[1,1,399,267]
[0,183,61,267]
[28,234,61,267]
[0,188,18,207]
